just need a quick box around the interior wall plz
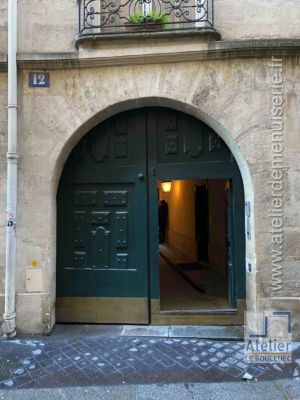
[208,180,227,276]
[159,180,197,260]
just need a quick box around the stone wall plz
[0,55,299,333]
[215,0,300,41]
[0,2,7,54]
[0,0,299,335]
[12,0,300,54]
[1,1,300,55]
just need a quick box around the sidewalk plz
[0,380,299,400]
[0,325,299,399]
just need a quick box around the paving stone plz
[0,334,298,389]
[276,378,300,400]
[218,362,230,369]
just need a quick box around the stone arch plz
[51,97,256,324]
[52,97,253,199]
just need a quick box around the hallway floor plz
[159,244,230,312]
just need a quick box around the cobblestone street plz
[0,327,299,390]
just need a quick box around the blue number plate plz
[28,72,50,87]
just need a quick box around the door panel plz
[147,108,245,308]
[59,183,145,297]
[153,109,231,165]
[57,107,245,324]
[57,111,149,323]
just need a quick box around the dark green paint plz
[57,111,148,298]
[57,108,245,310]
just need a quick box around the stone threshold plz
[159,309,238,315]
[52,324,244,340]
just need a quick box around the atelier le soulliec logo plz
[244,311,292,363]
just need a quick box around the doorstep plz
[52,324,244,340]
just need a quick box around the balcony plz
[78,0,216,39]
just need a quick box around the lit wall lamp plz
[161,181,172,193]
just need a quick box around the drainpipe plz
[2,0,18,338]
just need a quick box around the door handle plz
[138,173,144,179]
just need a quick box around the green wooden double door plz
[56,108,245,323]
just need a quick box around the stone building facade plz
[0,0,300,335]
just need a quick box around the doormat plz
[177,262,206,271]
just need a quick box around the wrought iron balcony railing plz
[78,0,215,37]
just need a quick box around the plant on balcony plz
[126,10,169,30]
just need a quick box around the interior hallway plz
[159,244,229,312]
[158,179,230,312]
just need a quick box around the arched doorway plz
[56,107,245,324]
